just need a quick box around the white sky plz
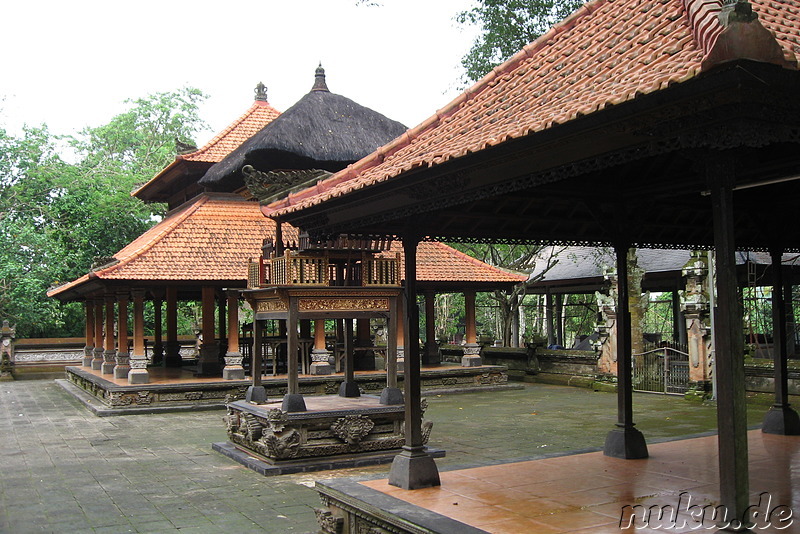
[0,0,480,146]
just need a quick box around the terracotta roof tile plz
[48,194,523,297]
[132,99,281,198]
[265,0,799,217]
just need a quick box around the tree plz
[450,243,562,346]
[457,0,585,83]
[0,88,208,338]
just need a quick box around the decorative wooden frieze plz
[256,299,288,312]
[298,298,390,312]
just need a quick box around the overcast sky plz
[1,0,480,146]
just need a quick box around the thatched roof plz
[200,65,407,192]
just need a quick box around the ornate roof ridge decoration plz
[262,0,799,219]
[700,0,797,70]
[243,166,332,205]
[254,81,268,102]
[311,63,329,92]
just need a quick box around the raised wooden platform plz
[59,363,514,416]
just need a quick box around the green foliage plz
[457,0,585,83]
[0,88,208,338]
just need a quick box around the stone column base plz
[282,393,307,412]
[101,350,116,374]
[128,357,149,384]
[164,341,182,367]
[83,346,94,367]
[91,348,104,370]
[309,349,332,375]
[762,404,800,435]
[196,342,221,376]
[603,425,649,459]
[388,446,441,490]
[113,352,130,379]
[222,351,245,380]
[421,342,440,366]
[461,343,482,367]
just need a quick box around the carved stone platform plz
[215,396,445,476]
[60,364,512,416]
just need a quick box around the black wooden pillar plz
[708,157,749,523]
[380,295,403,405]
[388,234,441,489]
[245,318,267,404]
[604,243,648,459]
[282,299,307,411]
[545,290,555,346]
[339,318,360,397]
[762,248,800,434]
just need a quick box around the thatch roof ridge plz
[200,75,407,190]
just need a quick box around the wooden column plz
[101,294,116,374]
[388,234,440,490]
[83,301,95,367]
[223,290,244,380]
[555,293,564,347]
[114,291,130,379]
[354,318,376,370]
[603,242,648,459]
[128,289,148,384]
[762,248,800,434]
[92,299,104,370]
[339,318,360,397]
[164,286,181,367]
[151,292,164,366]
[245,316,266,404]
[197,286,220,376]
[422,290,439,365]
[282,298,306,411]
[545,291,555,346]
[380,294,403,404]
[708,157,749,522]
[462,290,481,366]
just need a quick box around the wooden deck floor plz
[360,430,799,533]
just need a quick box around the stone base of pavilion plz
[313,430,799,533]
[213,396,445,476]
[58,364,514,416]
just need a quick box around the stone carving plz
[264,408,289,432]
[241,413,263,441]
[258,429,301,459]
[256,299,287,312]
[331,415,375,445]
[315,508,344,534]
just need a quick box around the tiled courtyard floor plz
[0,379,775,533]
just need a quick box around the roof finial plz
[311,62,329,92]
[254,82,268,101]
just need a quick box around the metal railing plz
[632,346,691,395]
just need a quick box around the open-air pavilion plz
[260,0,800,530]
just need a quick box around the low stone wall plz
[744,358,800,396]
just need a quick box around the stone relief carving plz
[258,429,301,459]
[315,508,343,534]
[330,415,375,445]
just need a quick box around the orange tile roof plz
[48,195,523,298]
[265,0,800,217]
[132,99,281,198]
[387,241,527,284]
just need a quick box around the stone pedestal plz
[91,347,104,370]
[101,350,116,375]
[245,385,267,404]
[197,342,221,376]
[379,387,404,405]
[388,446,441,490]
[128,357,149,384]
[603,425,649,459]
[113,351,130,379]
[422,341,440,366]
[396,348,404,374]
[309,348,333,375]
[222,351,245,380]
[461,343,482,367]
[164,341,182,367]
[82,346,94,367]
[282,393,307,412]
[762,405,800,435]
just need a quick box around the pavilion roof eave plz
[271,61,800,253]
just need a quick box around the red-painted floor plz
[362,430,800,533]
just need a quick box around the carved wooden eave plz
[243,166,331,206]
[278,61,800,252]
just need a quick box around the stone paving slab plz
[0,380,771,533]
